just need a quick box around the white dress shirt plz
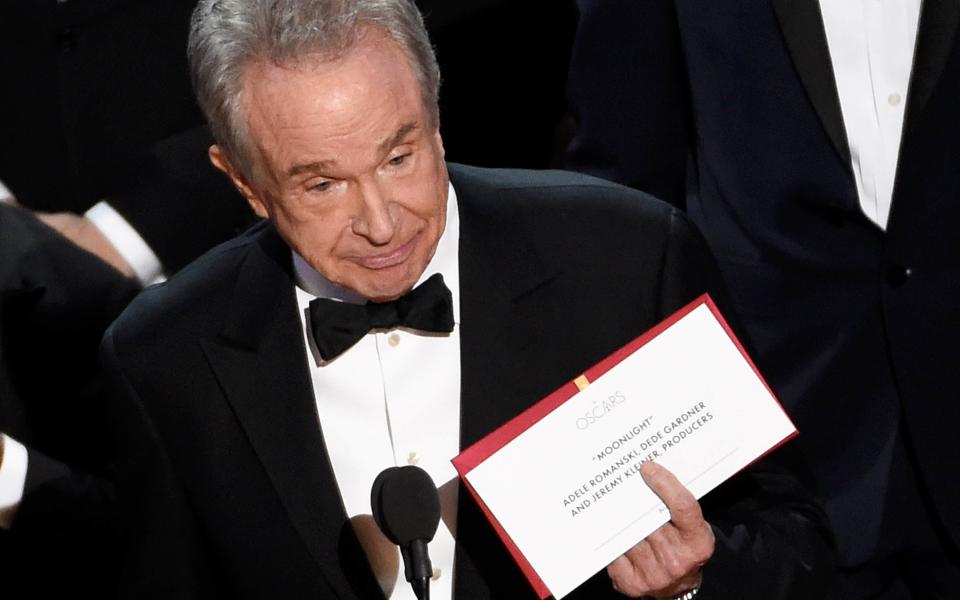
[0,434,28,528]
[819,0,922,230]
[0,177,163,284]
[0,179,13,203]
[293,182,461,600]
[85,201,165,285]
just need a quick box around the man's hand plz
[607,461,715,598]
[35,211,136,278]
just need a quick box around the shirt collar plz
[293,181,461,324]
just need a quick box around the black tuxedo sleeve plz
[0,205,138,461]
[107,127,259,275]
[656,210,836,599]
[100,329,222,599]
[1,449,121,598]
[564,0,691,208]
[0,204,140,597]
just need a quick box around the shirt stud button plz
[388,333,401,347]
[407,452,419,465]
[888,93,902,106]
[432,567,442,581]
[885,264,912,287]
[55,28,78,51]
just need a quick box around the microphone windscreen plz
[371,466,441,546]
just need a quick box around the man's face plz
[213,28,447,302]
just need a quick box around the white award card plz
[459,298,796,599]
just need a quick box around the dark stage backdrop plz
[0,0,578,215]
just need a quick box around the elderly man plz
[102,1,832,598]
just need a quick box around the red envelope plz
[452,293,794,598]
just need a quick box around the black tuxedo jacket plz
[566,0,960,565]
[103,165,832,598]
[0,205,138,597]
[0,2,256,274]
[0,0,202,214]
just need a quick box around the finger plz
[640,461,704,534]
[612,531,698,597]
[607,543,654,596]
[641,528,710,598]
[646,489,716,569]
[645,525,683,575]
[638,529,683,592]
[645,525,703,584]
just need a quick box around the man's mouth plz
[351,232,420,270]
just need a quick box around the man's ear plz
[208,145,270,219]
[434,129,445,159]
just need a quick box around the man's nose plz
[352,180,397,244]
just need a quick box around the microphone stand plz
[405,539,432,600]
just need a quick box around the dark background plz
[423,0,578,170]
[0,0,579,214]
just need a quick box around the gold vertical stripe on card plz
[574,375,591,391]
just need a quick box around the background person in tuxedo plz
[102,1,832,598]
[0,204,138,597]
[0,3,252,590]
[0,0,255,284]
[565,1,960,597]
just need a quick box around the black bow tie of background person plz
[308,273,455,361]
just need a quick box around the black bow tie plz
[308,273,455,361]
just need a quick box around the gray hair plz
[188,0,440,181]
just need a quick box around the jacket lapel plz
[451,168,566,598]
[903,0,960,135]
[772,0,851,168]
[200,226,380,599]
[454,175,562,452]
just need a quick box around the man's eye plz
[310,181,332,192]
[388,153,409,166]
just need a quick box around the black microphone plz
[371,466,442,600]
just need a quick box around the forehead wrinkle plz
[286,120,418,179]
[238,30,430,189]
